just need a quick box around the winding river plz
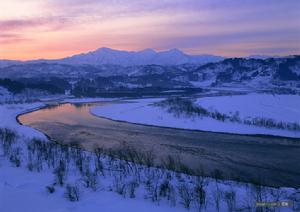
[18,101,300,188]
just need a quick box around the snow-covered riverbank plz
[196,94,300,124]
[0,103,46,139]
[91,95,300,138]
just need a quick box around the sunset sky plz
[0,0,300,60]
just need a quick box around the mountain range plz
[2,47,226,67]
[55,47,225,66]
[0,47,226,67]
[1,47,289,68]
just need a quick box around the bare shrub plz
[142,150,155,167]
[159,179,171,198]
[0,128,17,156]
[113,174,127,197]
[54,160,66,186]
[65,184,80,202]
[145,169,163,203]
[162,155,177,171]
[9,147,21,167]
[178,183,193,209]
[212,183,223,212]
[128,179,139,198]
[81,168,98,191]
[94,147,104,175]
[194,177,207,211]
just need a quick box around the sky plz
[0,0,300,60]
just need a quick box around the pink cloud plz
[0,17,74,32]
[0,33,31,44]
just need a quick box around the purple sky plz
[0,0,300,59]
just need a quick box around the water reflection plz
[19,102,105,126]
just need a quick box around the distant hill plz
[0,60,22,68]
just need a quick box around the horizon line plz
[1,47,298,61]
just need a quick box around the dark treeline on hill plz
[0,77,203,97]
[0,78,70,94]
[277,60,300,81]
[0,79,24,93]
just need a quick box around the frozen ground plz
[91,95,300,138]
[196,94,300,123]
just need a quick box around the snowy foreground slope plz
[91,94,300,138]
[0,165,184,212]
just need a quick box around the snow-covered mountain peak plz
[139,48,156,54]
[93,47,128,55]
[162,48,184,55]
[57,47,224,66]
